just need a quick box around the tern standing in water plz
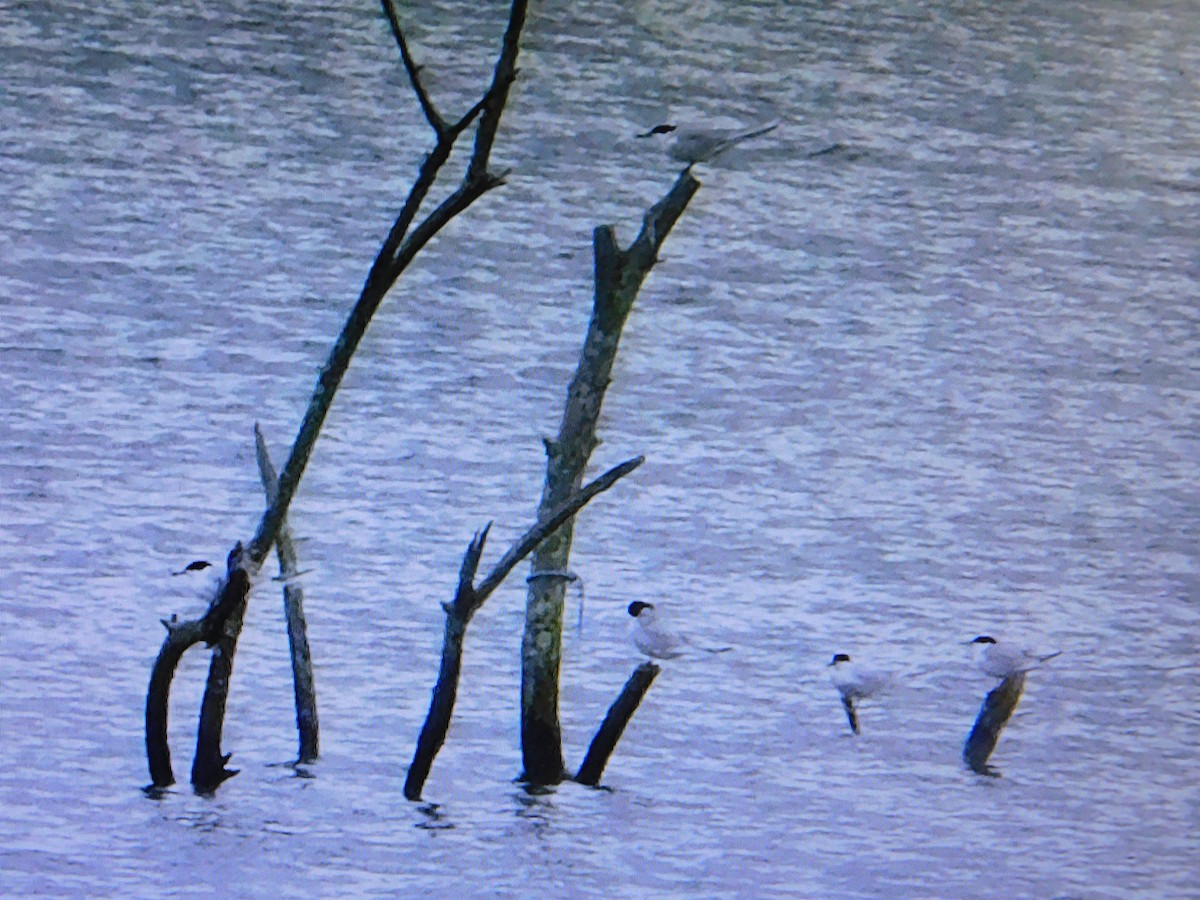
[827,653,889,735]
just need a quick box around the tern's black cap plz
[172,559,213,576]
[830,653,851,665]
[627,601,653,617]
[971,635,997,644]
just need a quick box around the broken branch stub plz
[403,525,489,801]
[191,545,254,793]
[575,662,661,787]
[963,672,1026,777]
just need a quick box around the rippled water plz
[2,0,1197,896]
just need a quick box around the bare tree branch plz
[476,455,643,600]
[380,0,446,134]
[255,424,319,764]
[245,0,529,571]
[147,1,531,794]
[404,455,643,801]
[468,0,527,183]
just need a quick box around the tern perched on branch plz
[637,119,781,165]
[171,558,224,605]
[968,635,1062,679]
[627,601,731,660]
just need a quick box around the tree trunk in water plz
[144,544,249,790]
[406,457,642,800]
[520,170,700,784]
[963,672,1025,777]
[191,563,253,793]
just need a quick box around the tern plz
[827,653,889,735]
[627,601,731,660]
[170,558,225,607]
[637,119,781,165]
[969,635,1062,679]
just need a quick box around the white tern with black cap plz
[968,635,1062,679]
[637,119,781,165]
[627,601,732,660]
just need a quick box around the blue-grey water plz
[2,1,1197,896]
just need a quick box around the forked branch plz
[145,544,251,789]
[404,455,644,801]
[146,0,530,794]
[246,0,529,572]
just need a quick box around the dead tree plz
[963,673,1026,777]
[255,425,318,764]
[405,456,643,801]
[145,544,250,790]
[521,169,700,784]
[144,0,529,793]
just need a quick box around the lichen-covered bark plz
[963,672,1026,776]
[520,170,700,784]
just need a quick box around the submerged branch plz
[963,673,1026,777]
[575,662,660,787]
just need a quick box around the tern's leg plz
[842,696,860,735]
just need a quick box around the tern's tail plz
[702,646,733,654]
[733,119,781,143]
[707,120,783,161]
[1037,650,1063,663]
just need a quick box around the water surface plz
[1,1,1197,896]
